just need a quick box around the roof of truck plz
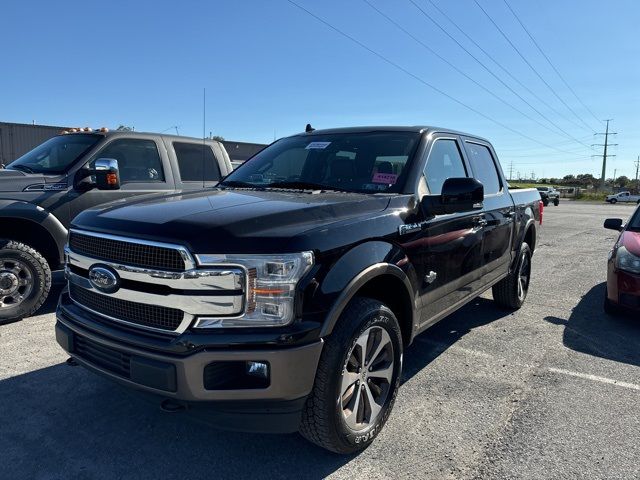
[292,125,490,143]
[61,130,221,144]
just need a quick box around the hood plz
[621,230,640,257]
[72,188,395,254]
[0,169,66,192]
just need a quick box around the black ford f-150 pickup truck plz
[55,126,541,453]
[0,130,232,323]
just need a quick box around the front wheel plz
[299,297,403,454]
[610,199,617,204]
[492,242,532,310]
[0,240,51,324]
[553,198,559,206]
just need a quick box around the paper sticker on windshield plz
[305,141,331,150]
[372,173,398,184]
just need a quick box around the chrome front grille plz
[69,284,184,331]
[65,230,246,334]
[69,231,188,271]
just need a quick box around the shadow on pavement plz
[403,297,511,382]
[1,296,512,479]
[0,363,354,480]
[543,282,640,368]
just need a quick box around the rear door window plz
[174,142,221,182]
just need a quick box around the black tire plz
[299,297,403,454]
[603,287,620,316]
[610,199,617,204]
[542,199,549,207]
[0,240,51,325]
[553,198,559,206]
[492,242,532,310]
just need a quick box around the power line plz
[361,0,589,147]
[406,0,591,148]
[421,0,591,137]
[473,0,595,133]
[284,0,588,156]
[502,0,601,128]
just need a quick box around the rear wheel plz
[492,243,531,310]
[299,297,403,454]
[0,240,51,324]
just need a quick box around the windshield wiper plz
[267,181,348,192]
[8,164,35,173]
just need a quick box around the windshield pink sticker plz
[372,173,398,184]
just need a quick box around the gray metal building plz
[0,122,68,166]
[0,121,266,165]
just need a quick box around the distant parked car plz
[536,186,560,206]
[605,191,640,204]
[603,205,640,314]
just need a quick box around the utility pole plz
[635,155,639,182]
[509,160,514,181]
[593,119,618,190]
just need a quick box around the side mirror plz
[94,158,120,190]
[604,218,623,231]
[421,177,484,216]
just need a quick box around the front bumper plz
[56,293,324,430]
[607,264,640,312]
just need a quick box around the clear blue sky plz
[1,0,638,180]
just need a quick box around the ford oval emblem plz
[88,265,120,293]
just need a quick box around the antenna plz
[202,87,206,189]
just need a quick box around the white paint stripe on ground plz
[549,367,640,391]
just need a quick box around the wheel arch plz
[319,262,417,347]
[0,201,67,269]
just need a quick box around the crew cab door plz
[409,135,485,327]
[462,139,515,283]
[67,136,175,221]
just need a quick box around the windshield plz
[628,207,640,231]
[220,131,420,193]
[6,134,102,174]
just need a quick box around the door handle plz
[504,211,515,218]
[473,216,488,227]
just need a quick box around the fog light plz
[246,361,269,379]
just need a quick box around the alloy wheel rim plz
[517,251,530,301]
[0,259,33,309]
[340,325,394,431]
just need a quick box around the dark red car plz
[604,206,640,314]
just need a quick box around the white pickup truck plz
[605,191,640,204]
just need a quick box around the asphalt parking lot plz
[1,201,638,479]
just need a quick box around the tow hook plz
[160,399,187,413]
[66,357,78,367]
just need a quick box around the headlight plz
[615,246,640,274]
[193,252,314,328]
